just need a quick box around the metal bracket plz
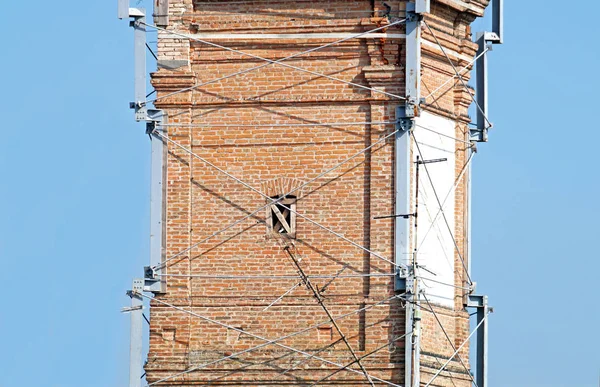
[395,267,412,293]
[395,116,414,132]
[143,265,162,292]
[121,304,143,313]
[406,9,423,23]
[145,109,164,134]
[374,213,415,220]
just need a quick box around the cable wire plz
[422,294,479,387]
[156,273,395,280]
[423,21,492,129]
[308,331,413,386]
[142,292,404,387]
[153,126,400,270]
[276,236,375,386]
[423,47,489,100]
[144,19,407,105]
[416,149,474,257]
[412,133,473,285]
[160,120,396,128]
[415,123,473,146]
[423,310,490,387]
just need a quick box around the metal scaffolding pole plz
[125,279,144,387]
[115,0,505,386]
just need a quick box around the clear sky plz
[0,1,598,387]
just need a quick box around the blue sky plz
[0,1,598,386]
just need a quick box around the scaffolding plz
[118,1,503,386]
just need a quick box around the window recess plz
[266,195,297,238]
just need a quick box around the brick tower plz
[133,1,494,386]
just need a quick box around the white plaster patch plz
[413,112,457,307]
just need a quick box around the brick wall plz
[148,1,489,385]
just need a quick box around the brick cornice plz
[433,0,490,18]
[151,70,196,90]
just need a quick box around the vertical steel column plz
[468,294,491,387]
[404,2,422,119]
[399,2,428,386]
[472,0,502,142]
[146,110,166,293]
[118,0,129,19]
[130,7,166,292]
[475,32,489,141]
[466,146,473,279]
[394,108,413,387]
[476,296,490,387]
[133,11,148,122]
[492,0,504,44]
[120,3,168,386]
[127,279,144,387]
[394,112,412,284]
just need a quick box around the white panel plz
[413,112,457,308]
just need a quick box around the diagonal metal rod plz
[206,349,299,384]
[280,335,348,376]
[144,19,407,105]
[153,130,400,269]
[140,292,403,387]
[262,281,302,311]
[423,20,492,129]
[154,127,397,270]
[421,344,459,387]
[309,331,412,387]
[319,265,348,293]
[412,134,473,285]
[211,326,368,384]
[415,123,474,146]
[423,310,490,387]
[278,239,375,387]
[281,300,439,377]
[423,47,489,100]
[281,297,441,377]
[422,294,479,387]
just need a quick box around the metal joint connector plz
[144,266,158,281]
[129,101,146,109]
[145,121,157,135]
[395,117,414,132]
[406,11,423,23]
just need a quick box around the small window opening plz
[267,195,296,238]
